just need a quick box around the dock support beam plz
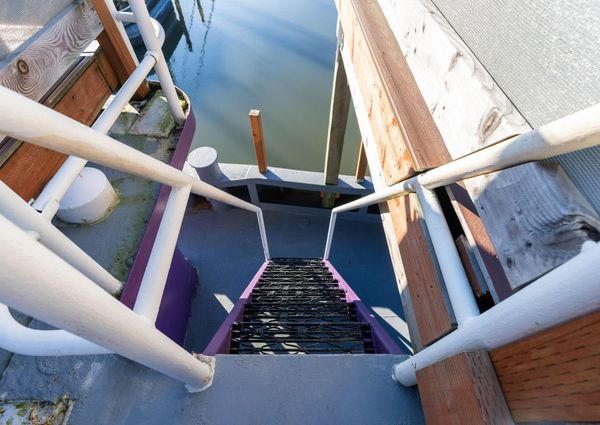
[355,140,367,182]
[323,48,351,208]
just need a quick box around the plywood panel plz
[417,351,513,425]
[492,311,600,423]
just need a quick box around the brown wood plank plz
[249,110,268,174]
[92,0,149,99]
[336,0,448,185]
[388,194,455,345]
[355,139,367,182]
[0,55,113,201]
[491,311,600,423]
[417,351,513,425]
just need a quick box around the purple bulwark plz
[203,259,403,355]
[120,107,199,346]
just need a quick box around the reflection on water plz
[160,0,360,174]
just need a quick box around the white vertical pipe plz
[101,0,139,63]
[323,212,337,260]
[0,215,212,390]
[0,87,269,260]
[394,241,600,386]
[0,182,121,294]
[134,184,191,321]
[32,54,158,217]
[0,304,110,356]
[128,0,186,124]
[256,209,271,260]
[415,183,480,325]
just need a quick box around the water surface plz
[160,0,361,174]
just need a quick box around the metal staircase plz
[206,258,401,355]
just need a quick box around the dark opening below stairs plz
[204,258,403,355]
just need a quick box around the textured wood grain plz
[388,194,455,345]
[92,0,149,99]
[0,1,102,102]
[336,0,448,185]
[417,351,513,425]
[0,53,114,201]
[378,0,600,289]
[492,311,600,423]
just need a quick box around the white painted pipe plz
[134,184,191,321]
[33,54,158,217]
[0,304,110,356]
[128,0,186,124]
[419,103,600,189]
[112,13,166,47]
[394,241,600,386]
[0,215,213,391]
[0,87,270,259]
[323,211,337,260]
[322,178,414,260]
[414,184,479,325]
[0,182,121,294]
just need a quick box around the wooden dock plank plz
[416,351,513,425]
[491,311,600,423]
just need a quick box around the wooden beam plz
[323,48,351,207]
[249,110,268,174]
[388,194,455,346]
[336,0,448,185]
[416,351,514,425]
[377,0,600,289]
[355,140,367,182]
[491,311,600,423]
[92,0,150,99]
[0,51,115,201]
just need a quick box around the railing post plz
[0,215,213,391]
[414,183,480,325]
[249,110,268,173]
[128,0,186,124]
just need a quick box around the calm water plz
[159,0,360,174]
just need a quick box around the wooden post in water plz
[323,48,351,208]
[92,0,150,100]
[355,140,367,182]
[249,110,268,174]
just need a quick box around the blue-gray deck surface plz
[179,206,412,354]
[0,205,422,424]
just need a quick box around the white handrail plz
[321,103,600,387]
[0,85,270,261]
[0,215,213,391]
[33,1,180,220]
[394,241,600,385]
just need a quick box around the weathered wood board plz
[492,311,600,423]
[336,0,448,185]
[377,0,600,289]
[0,51,115,201]
[416,351,514,424]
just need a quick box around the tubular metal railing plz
[0,0,270,392]
[323,103,600,385]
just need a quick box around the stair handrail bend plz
[323,103,600,385]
